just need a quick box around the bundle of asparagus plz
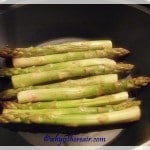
[0,40,149,127]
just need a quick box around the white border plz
[0,0,150,4]
[0,146,150,150]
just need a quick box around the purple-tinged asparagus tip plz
[117,63,134,73]
[0,47,14,57]
[113,48,130,56]
[133,76,150,87]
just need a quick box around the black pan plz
[0,4,150,146]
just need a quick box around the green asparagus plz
[12,48,129,68]
[0,39,147,128]
[0,40,112,57]
[0,74,118,100]
[17,77,150,103]
[2,92,128,109]
[0,58,116,76]
[0,106,141,126]
[1,101,141,116]
[12,63,134,88]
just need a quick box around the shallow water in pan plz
[18,38,124,146]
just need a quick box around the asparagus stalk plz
[2,92,128,109]
[0,40,112,57]
[17,77,150,103]
[12,63,134,88]
[0,58,116,77]
[30,106,141,126]
[12,48,129,68]
[0,74,118,99]
[0,106,141,126]
[1,101,141,116]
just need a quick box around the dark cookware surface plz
[0,4,150,146]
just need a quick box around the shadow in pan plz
[0,122,135,134]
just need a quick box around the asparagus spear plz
[17,77,150,103]
[12,63,134,88]
[0,74,118,99]
[12,48,129,68]
[0,58,116,77]
[0,40,112,57]
[0,106,141,126]
[1,101,141,116]
[2,92,128,109]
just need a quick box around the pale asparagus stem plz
[0,106,141,126]
[0,40,112,57]
[12,63,134,88]
[0,74,118,100]
[2,92,128,109]
[17,77,150,103]
[30,106,141,126]
[0,58,116,77]
[2,101,141,116]
[12,48,129,68]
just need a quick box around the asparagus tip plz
[1,101,10,108]
[133,76,150,87]
[114,48,130,56]
[0,116,9,123]
[0,47,13,57]
[0,47,10,57]
[117,63,134,73]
